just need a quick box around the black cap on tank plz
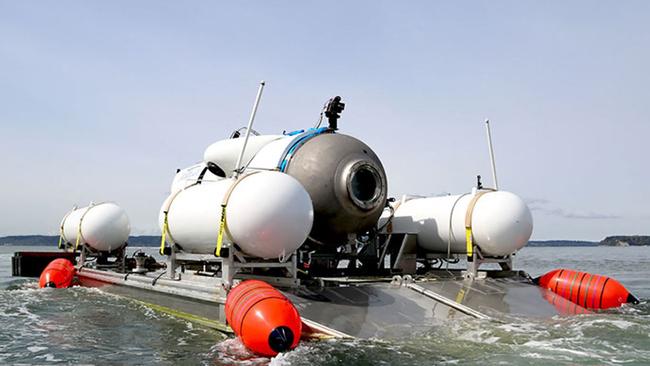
[45,282,57,288]
[268,326,294,353]
[627,293,640,305]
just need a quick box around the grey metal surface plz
[407,282,490,319]
[285,133,387,245]
[284,282,464,339]
[77,268,229,325]
[77,268,565,340]
[81,275,228,329]
[283,273,567,338]
[412,275,565,319]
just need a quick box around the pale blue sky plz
[1,1,648,240]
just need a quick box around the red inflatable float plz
[39,258,75,288]
[535,269,639,310]
[225,280,302,357]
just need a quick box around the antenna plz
[485,119,499,190]
[234,80,265,178]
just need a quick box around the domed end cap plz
[268,326,295,353]
[82,202,131,252]
[472,191,534,256]
[227,171,314,259]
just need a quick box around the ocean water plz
[1,245,649,365]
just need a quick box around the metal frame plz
[165,245,300,289]
[77,244,127,272]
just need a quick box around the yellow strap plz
[464,190,495,261]
[57,224,64,250]
[160,211,169,255]
[465,227,473,260]
[455,287,467,303]
[213,172,260,257]
[215,204,227,257]
[74,224,82,250]
[59,208,74,251]
[74,204,97,252]
[158,187,187,255]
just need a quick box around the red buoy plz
[535,269,639,310]
[225,280,302,357]
[39,258,75,288]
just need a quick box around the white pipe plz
[485,119,499,190]
[234,80,265,178]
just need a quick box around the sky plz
[0,1,648,240]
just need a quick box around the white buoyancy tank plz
[170,162,225,193]
[244,135,296,170]
[203,135,283,177]
[380,190,533,256]
[160,171,313,259]
[61,202,131,252]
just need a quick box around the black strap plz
[196,167,209,184]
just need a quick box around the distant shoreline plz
[528,236,650,247]
[1,235,649,247]
[0,235,162,247]
[527,240,598,247]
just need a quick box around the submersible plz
[21,84,638,357]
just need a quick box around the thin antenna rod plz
[234,80,265,178]
[485,119,499,190]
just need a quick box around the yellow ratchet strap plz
[160,211,169,255]
[215,204,227,257]
[465,228,473,261]
[59,208,74,251]
[57,226,64,250]
[74,224,82,251]
[464,190,495,262]
[214,172,260,257]
[74,204,96,252]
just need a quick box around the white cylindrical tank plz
[61,202,131,252]
[244,135,295,170]
[170,162,225,194]
[380,190,533,256]
[160,171,313,259]
[203,135,283,177]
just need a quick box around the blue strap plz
[278,127,329,172]
[284,129,305,136]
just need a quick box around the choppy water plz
[2,245,649,365]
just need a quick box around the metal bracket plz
[78,244,127,273]
[464,247,513,280]
[167,245,301,289]
[166,245,179,280]
[393,234,418,273]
